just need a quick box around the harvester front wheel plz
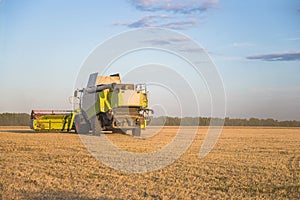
[91,116,102,136]
[74,114,90,134]
[75,122,90,134]
[132,126,141,137]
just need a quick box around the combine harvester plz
[30,73,153,136]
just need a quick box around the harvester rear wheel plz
[113,128,127,134]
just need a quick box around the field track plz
[0,126,299,199]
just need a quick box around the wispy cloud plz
[113,15,197,29]
[113,15,170,28]
[131,0,218,14]
[179,46,206,52]
[231,42,255,47]
[285,37,300,41]
[246,52,300,61]
[115,0,218,30]
[158,19,197,29]
[143,36,189,45]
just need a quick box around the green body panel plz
[83,86,148,129]
[140,119,146,129]
[85,90,113,119]
[85,89,146,118]
[141,93,148,108]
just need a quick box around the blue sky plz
[0,0,300,120]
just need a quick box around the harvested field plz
[0,126,299,199]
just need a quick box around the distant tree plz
[249,118,261,126]
[149,116,300,127]
[0,113,30,126]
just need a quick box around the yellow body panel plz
[31,112,75,131]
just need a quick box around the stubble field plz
[0,126,299,199]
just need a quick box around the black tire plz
[91,116,102,135]
[74,113,90,134]
[75,122,90,134]
[114,128,127,134]
[132,126,141,137]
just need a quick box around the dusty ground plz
[0,126,299,199]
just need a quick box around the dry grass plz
[0,126,299,199]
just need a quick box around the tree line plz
[0,113,300,127]
[0,113,31,126]
[150,116,300,127]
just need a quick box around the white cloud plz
[247,52,300,61]
[131,0,218,14]
[143,36,189,45]
[113,15,197,30]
